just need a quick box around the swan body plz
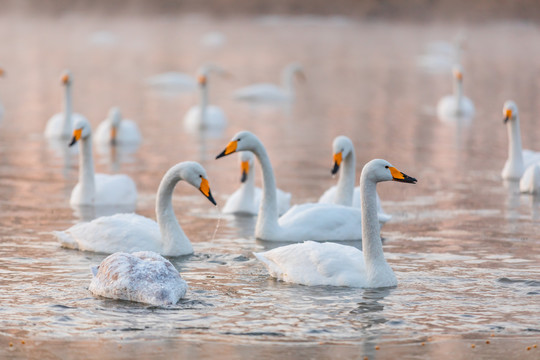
[520,164,540,194]
[68,118,137,207]
[89,251,187,305]
[254,159,417,288]
[45,70,88,139]
[318,136,391,224]
[183,65,227,134]
[501,100,540,180]
[223,151,291,216]
[216,131,402,242]
[54,161,217,255]
[436,65,475,121]
[95,107,141,146]
[146,72,196,92]
[233,63,304,103]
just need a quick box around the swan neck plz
[335,151,355,206]
[199,84,209,129]
[252,143,279,236]
[453,79,463,108]
[360,176,385,266]
[507,115,524,169]
[156,170,191,255]
[78,136,96,204]
[63,83,73,136]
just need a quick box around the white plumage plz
[95,107,141,146]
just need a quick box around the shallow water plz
[0,13,539,358]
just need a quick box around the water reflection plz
[503,180,521,219]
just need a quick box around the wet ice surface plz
[0,13,539,352]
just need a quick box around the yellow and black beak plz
[454,70,463,82]
[69,128,82,147]
[61,73,70,85]
[216,140,238,159]
[331,152,343,175]
[0,68,5,77]
[198,75,207,87]
[389,166,417,184]
[199,177,216,205]
[240,160,249,183]
[503,108,512,124]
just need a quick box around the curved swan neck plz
[78,136,96,204]
[335,151,356,206]
[507,115,524,170]
[63,83,73,136]
[251,143,279,236]
[360,178,383,262]
[156,169,192,255]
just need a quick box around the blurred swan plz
[68,118,137,208]
[501,101,540,181]
[45,70,88,139]
[436,65,475,122]
[54,161,217,255]
[233,63,305,103]
[318,136,391,224]
[183,64,228,136]
[89,251,188,306]
[95,107,141,146]
[146,72,196,92]
[254,159,417,288]
[222,151,291,216]
[216,131,416,242]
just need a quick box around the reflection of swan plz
[95,107,141,147]
[436,65,475,122]
[233,63,305,103]
[502,101,540,180]
[89,251,187,305]
[222,151,291,216]
[68,118,137,208]
[54,161,216,255]
[45,70,87,139]
[253,159,417,287]
[183,65,228,136]
[146,72,196,92]
[216,131,415,242]
[318,136,391,224]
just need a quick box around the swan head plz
[197,64,231,88]
[331,136,354,175]
[503,100,518,123]
[108,107,122,143]
[285,63,306,82]
[69,118,91,146]
[362,159,417,184]
[61,70,72,86]
[452,65,463,83]
[216,131,260,159]
[239,151,254,183]
[177,161,217,206]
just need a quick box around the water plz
[0,13,539,358]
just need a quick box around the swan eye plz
[199,175,202,178]
[385,166,389,169]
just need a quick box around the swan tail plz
[253,252,284,280]
[52,231,79,250]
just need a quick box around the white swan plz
[183,65,228,135]
[233,63,305,103]
[68,118,137,207]
[436,65,475,121]
[216,131,415,242]
[254,159,417,288]
[45,70,88,139]
[222,151,291,216]
[318,136,391,224]
[501,100,540,181]
[89,251,188,305]
[95,107,141,146]
[54,161,217,255]
[146,72,196,92]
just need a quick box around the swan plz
[146,72,197,92]
[318,136,391,224]
[233,63,305,103]
[216,131,415,242]
[436,65,475,121]
[53,161,217,255]
[222,151,291,216]
[501,100,540,180]
[95,107,141,146]
[45,70,88,139]
[68,117,137,207]
[254,159,417,288]
[183,65,228,135]
[520,164,540,194]
[89,251,188,306]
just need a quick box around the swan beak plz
[61,74,70,85]
[0,68,4,77]
[198,75,207,86]
[240,160,249,183]
[199,177,217,205]
[389,166,417,184]
[331,152,342,175]
[503,108,512,124]
[454,70,463,82]
[110,127,117,145]
[69,128,82,147]
[216,140,238,159]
